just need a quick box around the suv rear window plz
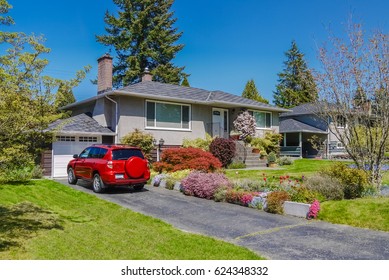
[112,149,144,160]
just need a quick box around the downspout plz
[105,95,118,143]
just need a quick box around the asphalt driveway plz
[56,179,389,260]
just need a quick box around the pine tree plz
[97,0,187,87]
[273,40,318,108]
[242,79,269,104]
[181,76,190,87]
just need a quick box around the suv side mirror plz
[73,154,79,159]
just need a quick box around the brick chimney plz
[141,67,153,82]
[97,53,113,94]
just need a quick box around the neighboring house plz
[279,103,347,158]
[46,54,289,177]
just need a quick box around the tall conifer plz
[242,79,269,104]
[273,41,318,108]
[97,0,187,87]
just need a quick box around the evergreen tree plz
[97,0,187,87]
[242,79,269,104]
[181,76,190,87]
[273,40,318,108]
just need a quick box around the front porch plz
[280,132,327,158]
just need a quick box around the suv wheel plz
[67,168,77,185]
[92,173,106,193]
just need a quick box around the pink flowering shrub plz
[307,199,320,219]
[181,171,230,199]
[241,193,254,205]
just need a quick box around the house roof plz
[279,118,328,134]
[280,103,321,117]
[46,113,115,135]
[63,81,290,113]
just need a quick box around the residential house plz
[279,103,347,158]
[46,54,289,177]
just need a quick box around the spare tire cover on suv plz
[125,156,146,178]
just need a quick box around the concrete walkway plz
[56,179,389,260]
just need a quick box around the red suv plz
[67,144,150,193]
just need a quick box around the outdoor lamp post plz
[155,138,164,161]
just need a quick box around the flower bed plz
[153,170,322,219]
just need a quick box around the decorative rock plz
[159,179,166,188]
[173,182,182,191]
[283,201,311,218]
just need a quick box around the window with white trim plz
[56,136,75,142]
[248,110,272,128]
[146,101,190,130]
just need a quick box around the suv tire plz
[67,168,77,185]
[92,173,106,193]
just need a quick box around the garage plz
[45,114,116,178]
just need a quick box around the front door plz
[212,108,228,138]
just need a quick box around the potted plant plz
[260,150,268,160]
[267,151,277,167]
[229,130,241,140]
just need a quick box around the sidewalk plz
[57,179,389,260]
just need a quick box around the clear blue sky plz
[6,0,389,102]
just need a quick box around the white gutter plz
[105,95,118,143]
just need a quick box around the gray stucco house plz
[279,103,346,158]
[47,54,289,177]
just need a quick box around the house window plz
[248,110,272,128]
[79,136,98,142]
[56,136,75,142]
[146,100,191,130]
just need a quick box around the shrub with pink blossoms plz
[181,171,231,199]
[307,199,320,219]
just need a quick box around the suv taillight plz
[107,161,113,169]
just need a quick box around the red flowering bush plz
[265,191,290,214]
[152,147,222,173]
[209,137,236,167]
[225,189,258,206]
[181,171,230,199]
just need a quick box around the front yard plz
[0,180,262,260]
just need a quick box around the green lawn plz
[225,159,338,180]
[318,197,389,232]
[0,180,263,260]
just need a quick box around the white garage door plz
[52,137,100,178]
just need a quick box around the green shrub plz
[304,174,344,201]
[167,169,191,181]
[265,191,290,214]
[289,186,321,203]
[165,178,176,190]
[227,162,246,169]
[267,152,277,164]
[250,132,282,154]
[231,179,264,192]
[213,186,230,202]
[0,166,33,183]
[121,129,154,159]
[182,134,213,151]
[277,156,293,166]
[31,165,44,179]
[322,162,369,199]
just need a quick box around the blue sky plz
[6,0,389,102]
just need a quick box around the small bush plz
[182,134,213,151]
[227,162,246,169]
[307,200,320,219]
[152,148,222,173]
[165,178,176,190]
[277,156,293,166]
[209,137,236,167]
[289,186,321,204]
[181,171,230,199]
[304,174,344,201]
[322,162,369,199]
[167,169,191,181]
[213,186,230,202]
[267,152,277,164]
[121,129,154,158]
[265,191,290,214]
[250,132,283,154]
[0,166,33,183]
[31,165,44,179]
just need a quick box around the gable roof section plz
[279,118,327,134]
[47,113,115,135]
[63,81,290,112]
